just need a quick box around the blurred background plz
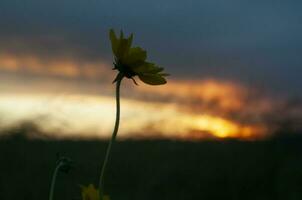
[0,0,302,199]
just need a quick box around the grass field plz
[1,131,302,200]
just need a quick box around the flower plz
[81,184,110,200]
[56,154,73,173]
[109,29,169,85]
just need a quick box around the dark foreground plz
[0,134,302,200]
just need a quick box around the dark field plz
[1,133,302,200]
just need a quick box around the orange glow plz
[0,54,20,71]
[0,53,280,140]
[48,61,81,77]
[175,114,267,139]
[0,53,111,79]
[137,79,246,112]
[194,115,240,138]
[0,94,268,140]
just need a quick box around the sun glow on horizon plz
[0,93,267,140]
[0,53,273,140]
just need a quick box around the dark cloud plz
[0,0,302,95]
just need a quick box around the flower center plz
[114,62,136,78]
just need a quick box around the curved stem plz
[49,163,63,200]
[99,74,123,196]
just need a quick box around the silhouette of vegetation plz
[91,29,169,199]
[48,154,73,200]
[0,125,302,200]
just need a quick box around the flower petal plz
[109,29,119,57]
[103,195,110,200]
[131,62,163,74]
[159,73,170,76]
[81,184,100,200]
[116,34,133,59]
[110,29,133,60]
[138,73,167,85]
[123,47,147,66]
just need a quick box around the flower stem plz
[99,73,123,197]
[49,162,63,200]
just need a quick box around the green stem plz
[49,162,63,200]
[99,74,123,196]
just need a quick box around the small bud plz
[56,153,74,173]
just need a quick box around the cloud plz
[0,52,111,80]
[1,0,302,141]
[0,51,301,139]
[1,0,302,95]
[130,79,302,135]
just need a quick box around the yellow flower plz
[81,184,110,200]
[109,29,169,85]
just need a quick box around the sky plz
[0,0,301,140]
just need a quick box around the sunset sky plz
[0,0,301,140]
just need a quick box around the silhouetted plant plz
[81,29,168,200]
[48,154,73,200]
